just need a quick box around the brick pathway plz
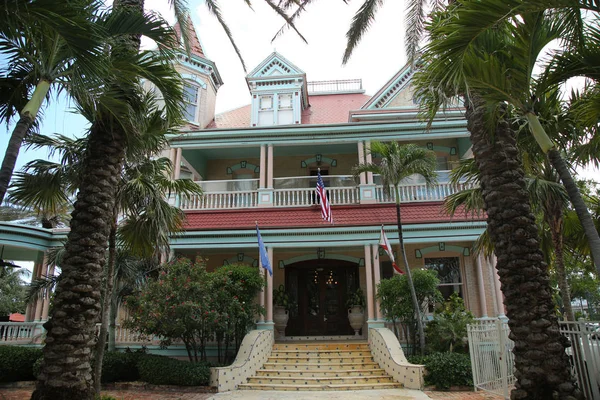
[0,388,504,400]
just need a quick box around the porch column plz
[491,255,505,317]
[41,263,56,320]
[267,144,274,189]
[364,245,375,322]
[25,260,40,322]
[169,148,176,175]
[34,254,48,321]
[259,144,266,189]
[371,244,383,320]
[475,253,488,318]
[357,141,366,185]
[174,147,182,179]
[266,247,274,324]
[365,140,374,184]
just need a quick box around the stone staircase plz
[238,341,402,391]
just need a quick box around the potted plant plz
[346,287,365,336]
[273,284,290,336]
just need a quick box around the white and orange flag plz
[379,225,404,274]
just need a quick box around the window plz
[424,257,462,300]
[183,83,199,122]
[260,96,273,110]
[279,93,292,109]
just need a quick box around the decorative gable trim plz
[363,64,414,110]
[248,52,304,78]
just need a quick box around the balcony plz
[178,173,474,211]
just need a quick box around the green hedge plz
[0,346,210,387]
[137,355,210,386]
[0,346,42,382]
[408,352,473,389]
[101,351,142,383]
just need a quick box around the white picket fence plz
[468,319,600,399]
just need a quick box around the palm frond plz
[204,0,247,71]
[343,0,384,64]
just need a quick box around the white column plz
[259,145,266,189]
[41,263,55,320]
[365,140,374,184]
[476,253,488,318]
[34,255,48,321]
[267,144,274,189]
[364,245,375,321]
[266,247,274,323]
[491,255,505,317]
[26,261,40,322]
[371,244,383,320]
[174,148,182,179]
[357,141,366,185]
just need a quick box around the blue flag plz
[256,224,273,276]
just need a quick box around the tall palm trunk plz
[32,124,127,400]
[0,80,50,204]
[469,96,580,399]
[394,188,425,355]
[527,113,600,276]
[547,209,575,322]
[33,0,143,397]
[93,208,118,395]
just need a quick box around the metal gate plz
[468,319,600,399]
[467,319,515,399]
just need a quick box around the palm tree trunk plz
[93,208,118,396]
[549,215,575,322]
[0,80,51,204]
[547,148,600,276]
[526,113,600,275]
[31,124,126,400]
[108,294,118,352]
[468,95,581,399]
[394,187,426,355]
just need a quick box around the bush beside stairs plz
[238,341,402,391]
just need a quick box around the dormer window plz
[256,93,295,126]
[279,93,292,109]
[183,82,199,122]
[260,96,273,110]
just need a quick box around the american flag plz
[316,170,332,223]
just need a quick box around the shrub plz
[426,293,474,354]
[0,346,42,382]
[422,352,473,389]
[101,351,142,383]
[137,355,210,386]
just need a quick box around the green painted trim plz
[168,120,468,148]
[280,253,361,268]
[224,253,258,267]
[0,222,67,251]
[227,161,260,174]
[300,155,337,168]
[256,322,275,331]
[415,244,470,258]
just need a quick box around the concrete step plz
[271,350,371,357]
[267,355,374,363]
[261,361,381,370]
[256,368,387,377]
[238,382,402,391]
[273,342,369,351]
[247,375,396,385]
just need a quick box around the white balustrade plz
[375,181,475,203]
[178,177,472,210]
[0,322,42,343]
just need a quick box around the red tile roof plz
[301,93,371,125]
[206,93,371,129]
[184,202,484,231]
[174,16,205,58]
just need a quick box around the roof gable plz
[174,16,205,59]
[363,63,416,109]
[247,52,305,78]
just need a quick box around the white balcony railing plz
[178,174,473,211]
[0,322,43,343]
[375,181,474,203]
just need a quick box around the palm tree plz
[0,1,109,206]
[353,142,437,355]
[10,97,201,396]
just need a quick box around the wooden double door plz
[285,260,358,336]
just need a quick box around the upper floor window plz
[260,95,273,110]
[279,93,292,109]
[256,93,295,126]
[183,82,199,122]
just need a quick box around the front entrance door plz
[286,260,358,336]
